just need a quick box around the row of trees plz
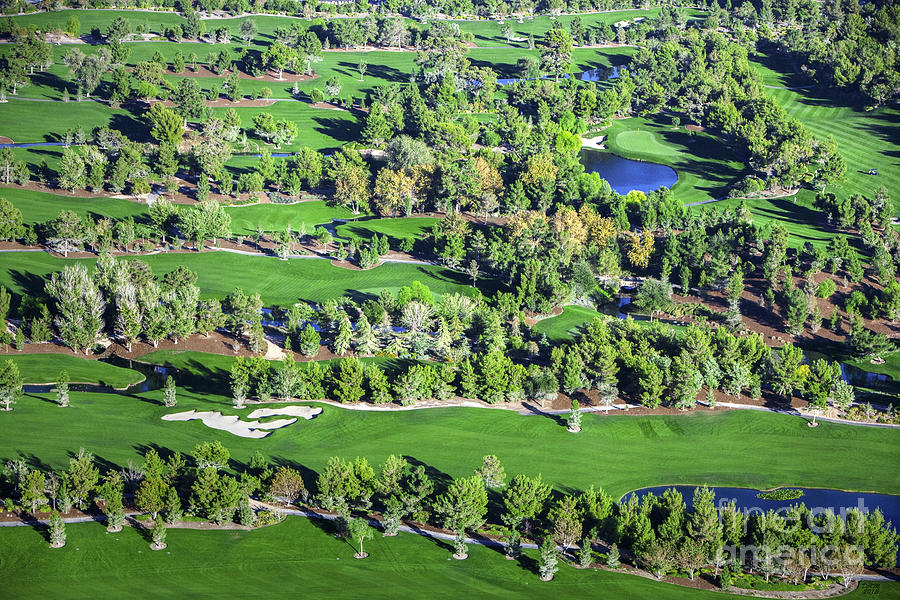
[2,448,896,584]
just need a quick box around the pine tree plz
[333,357,365,403]
[578,538,593,568]
[366,364,392,404]
[562,350,586,394]
[163,375,177,407]
[298,323,321,357]
[538,538,559,581]
[606,543,621,568]
[333,314,352,356]
[457,358,477,398]
[49,511,66,548]
[56,370,69,407]
[150,516,167,550]
[354,314,379,355]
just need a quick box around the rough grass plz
[3,353,144,388]
[0,251,494,305]
[7,515,895,600]
[334,216,439,245]
[2,367,898,497]
[532,305,603,342]
[225,200,357,236]
[0,186,148,225]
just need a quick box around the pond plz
[840,362,893,388]
[23,358,170,394]
[628,485,900,540]
[497,66,620,86]
[0,142,67,149]
[580,148,678,195]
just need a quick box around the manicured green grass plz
[4,375,899,497]
[751,55,900,216]
[532,305,603,342]
[0,251,493,305]
[334,216,439,245]
[0,186,148,225]
[712,195,853,251]
[843,350,900,391]
[6,9,678,48]
[225,200,357,236]
[3,352,145,388]
[0,99,144,145]
[9,516,895,600]
[603,115,746,204]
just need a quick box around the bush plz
[480,130,501,147]
[816,279,836,298]
[308,88,325,103]
[756,489,804,501]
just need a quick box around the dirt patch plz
[309,101,347,111]
[148,97,276,108]
[169,66,318,83]
[685,124,706,132]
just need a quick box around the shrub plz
[816,279,836,298]
[308,88,325,103]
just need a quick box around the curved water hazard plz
[580,149,677,195]
[23,358,170,394]
[627,485,900,532]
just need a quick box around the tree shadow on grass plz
[311,115,364,149]
[8,269,48,302]
[404,455,453,491]
[516,551,540,575]
[403,521,454,553]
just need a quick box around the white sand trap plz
[162,410,303,438]
[247,406,323,420]
[254,418,297,430]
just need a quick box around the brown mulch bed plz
[308,101,347,110]
[168,66,318,83]
[149,97,276,108]
[673,271,899,346]
[330,259,365,270]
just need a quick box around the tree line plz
[2,447,896,585]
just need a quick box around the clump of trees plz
[2,448,896,587]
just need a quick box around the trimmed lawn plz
[334,216,439,245]
[2,378,898,497]
[751,54,900,216]
[603,115,745,205]
[0,251,494,305]
[0,186,148,225]
[4,352,144,388]
[532,305,603,342]
[712,195,854,252]
[225,200,357,236]
[6,516,894,600]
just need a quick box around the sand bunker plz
[247,406,322,420]
[162,406,322,438]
